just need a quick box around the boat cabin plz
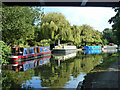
[11,46,40,56]
[11,46,50,56]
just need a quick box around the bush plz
[0,41,11,64]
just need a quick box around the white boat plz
[52,45,77,54]
[103,45,118,49]
[102,49,118,53]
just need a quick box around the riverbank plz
[92,52,120,72]
[80,53,120,89]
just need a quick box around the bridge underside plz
[2,0,120,7]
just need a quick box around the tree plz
[2,6,42,46]
[103,28,118,44]
[35,12,103,46]
[109,7,120,44]
[71,25,81,47]
[80,24,102,46]
[0,41,11,63]
[39,12,74,43]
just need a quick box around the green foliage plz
[102,39,109,45]
[79,24,102,46]
[102,28,118,44]
[40,39,51,46]
[2,6,42,47]
[36,13,103,46]
[2,6,104,47]
[71,25,81,46]
[38,12,74,42]
[0,41,11,64]
[109,7,120,44]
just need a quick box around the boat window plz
[27,48,29,54]
[24,49,27,55]
[29,48,32,54]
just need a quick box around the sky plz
[42,7,116,32]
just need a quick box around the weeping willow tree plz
[36,13,103,46]
[36,12,74,44]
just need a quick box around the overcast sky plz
[42,7,116,32]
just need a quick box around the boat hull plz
[52,49,77,55]
[9,51,51,64]
[104,46,117,49]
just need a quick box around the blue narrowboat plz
[83,46,101,50]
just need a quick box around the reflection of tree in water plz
[35,54,103,88]
[2,69,34,89]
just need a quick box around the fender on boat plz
[8,56,18,58]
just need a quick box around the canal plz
[2,49,120,89]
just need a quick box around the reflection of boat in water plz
[102,49,118,53]
[53,52,77,66]
[53,53,77,61]
[83,50,102,54]
[7,55,51,72]
[52,45,77,55]
[118,46,120,49]
[118,48,120,51]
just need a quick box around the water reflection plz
[53,53,77,66]
[7,55,51,72]
[53,53,77,61]
[83,50,101,54]
[2,49,119,89]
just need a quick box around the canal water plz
[2,49,120,89]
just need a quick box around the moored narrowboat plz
[8,46,51,62]
[102,49,118,53]
[52,45,77,55]
[103,45,118,49]
[83,46,101,50]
